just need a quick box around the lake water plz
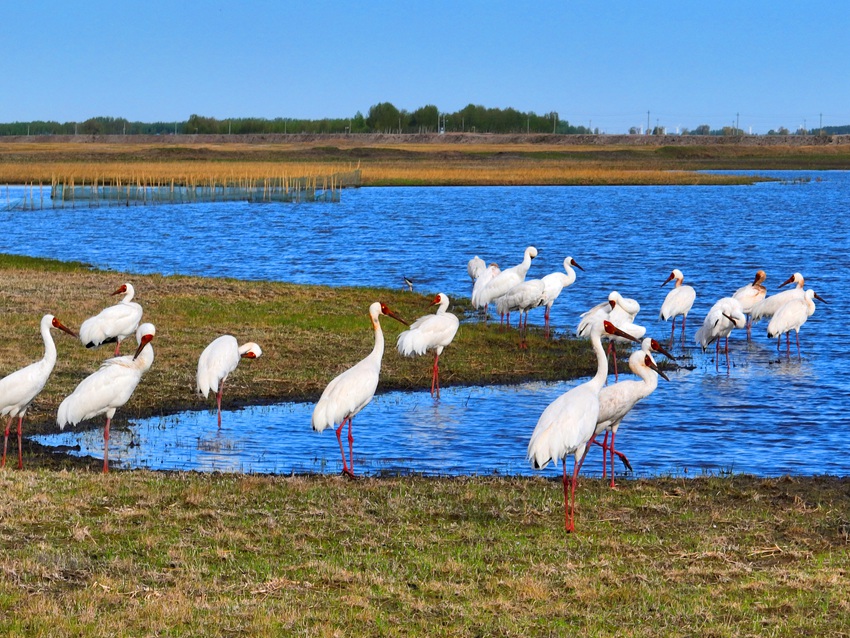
[5,172,849,477]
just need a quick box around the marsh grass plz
[4,139,835,187]
[0,471,848,636]
[0,255,601,451]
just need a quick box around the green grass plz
[0,471,848,636]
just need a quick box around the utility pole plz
[736,112,739,132]
[647,111,650,134]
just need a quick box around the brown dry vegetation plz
[6,134,850,187]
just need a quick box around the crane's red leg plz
[681,316,687,344]
[103,416,111,473]
[786,332,791,356]
[347,416,355,477]
[670,318,676,345]
[335,417,354,478]
[431,353,441,398]
[114,341,121,356]
[608,430,618,488]
[592,434,632,472]
[216,383,224,428]
[600,431,609,478]
[796,331,801,358]
[2,415,11,468]
[16,415,24,469]
[544,307,550,340]
[562,458,572,532]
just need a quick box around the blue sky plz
[2,0,847,133]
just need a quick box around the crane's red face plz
[608,299,616,309]
[52,317,78,337]
[603,320,639,343]
[645,354,670,381]
[661,272,675,287]
[111,284,128,296]
[429,294,442,307]
[570,258,585,271]
[380,303,409,326]
[133,333,154,360]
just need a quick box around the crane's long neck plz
[135,344,155,373]
[370,316,385,364]
[41,324,58,370]
[636,364,659,397]
[588,332,609,393]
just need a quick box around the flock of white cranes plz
[0,283,262,472]
[0,254,826,533]
[468,248,826,532]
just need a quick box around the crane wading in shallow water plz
[732,269,767,340]
[57,323,156,473]
[767,289,827,357]
[196,335,262,427]
[659,268,696,345]
[527,319,640,533]
[0,314,77,469]
[311,302,408,478]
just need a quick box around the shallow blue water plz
[6,172,849,477]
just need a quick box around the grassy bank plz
[0,254,605,449]
[8,137,848,186]
[1,471,848,636]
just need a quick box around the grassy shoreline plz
[1,471,848,636]
[0,254,608,446]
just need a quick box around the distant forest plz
[1,103,848,136]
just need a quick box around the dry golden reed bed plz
[0,137,817,186]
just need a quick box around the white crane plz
[577,291,645,379]
[0,314,77,469]
[57,323,156,473]
[694,297,746,369]
[594,338,672,487]
[527,319,640,533]
[767,289,827,357]
[750,272,804,323]
[474,246,538,318]
[312,302,408,478]
[397,293,460,398]
[470,262,501,315]
[732,269,767,340]
[196,335,263,427]
[79,282,143,355]
[659,269,696,345]
[540,257,584,339]
[495,278,545,341]
[467,255,486,286]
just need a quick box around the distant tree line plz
[0,104,589,136]
[0,106,847,136]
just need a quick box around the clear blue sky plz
[2,0,847,134]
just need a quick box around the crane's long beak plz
[133,334,154,360]
[645,355,670,381]
[650,338,676,360]
[571,259,585,272]
[54,320,78,338]
[661,273,674,287]
[814,292,829,304]
[603,320,640,343]
[385,308,409,326]
[778,275,795,288]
